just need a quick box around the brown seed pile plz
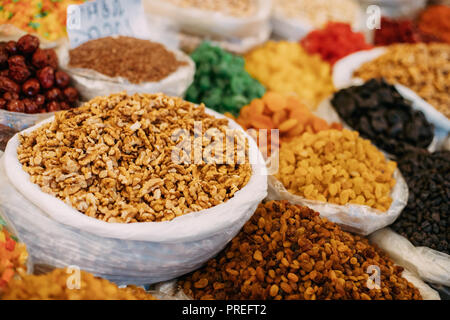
[69,36,187,84]
[1,268,156,300]
[354,43,450,119]
[17,92,251,223]
[179,201,422,300]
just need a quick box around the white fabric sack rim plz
[3,107,267,243]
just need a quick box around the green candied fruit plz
[202,88,222,109]
[199,75,211,91]
[185,85,200,102]
[187,41,265,115]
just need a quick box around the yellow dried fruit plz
[276,129,396,211]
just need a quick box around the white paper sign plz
[66,0,149,48]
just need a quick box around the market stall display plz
[245,41,334,109]
[0,0,86,41]
[300,22,372,66]
[178,201,423,300]
[1,267,156,300]
[186,42,265,117]
[354,43,450,120]
[0,34,80,130]
[58,36,195,100]
[331,78,435,157]
[0,0,448,302]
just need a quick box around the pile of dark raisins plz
[331,78,434,157]
[0,34,79,113]
[392,150,449,254]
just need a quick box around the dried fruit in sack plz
[274,0,360,29]
[245,41,334,109]
[234,92,342,156]
[186,42,265,117]
[0,0,87,41]
[418,5,450,44]
[18,92,252,223]
[179,201,422,300]
[374,17,423,46]
[68,36,187,84]
[0,34,80,114]
[165,0,256,17]
[301,22,372,66]
[354,43,450,119]
[276,129,397,212]
[392,150,450,254]
[1,268,156,300]
[331,78,434,157]
[0,217,28,292]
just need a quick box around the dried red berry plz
[6,99,25,113]
[63,87,79,103]
[22,78,41,96]
[9,66,31,83]
[32,48,58,69]
[17,34,40,55]
[55,71,70,88]
[46,101,60,112]
[45,87,63,101]
[37,66,55,89]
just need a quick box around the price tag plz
[66,0,149,48]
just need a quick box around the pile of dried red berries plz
[0,34,79,114]
[331,78,434,157]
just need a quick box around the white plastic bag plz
[0,109,268,286]
[143,0,272,40]
[333,48,450,138]
[271,0,366,41]
[370,228,450,287]
[57,40,195,101]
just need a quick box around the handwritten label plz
[67,0,149,48]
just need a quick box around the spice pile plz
[0,34,79,113]
[235,92,342,155]
[392,150,449,254]
[276,129,397,212]
[1,268,156,300]
[69,36,187,84]
[186,42,265,116]
[0,0,86,41]
[18,92,252,223]
[301,22,372,66]
[374,17,422,46]
[179,201,422,300]
[418,5,450,44]
[0,216,28,292]
[274,0,360,29]
[331,78,434,157]
[245,41,334,109]
[354,43,450,119]
[165,0,256,17]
